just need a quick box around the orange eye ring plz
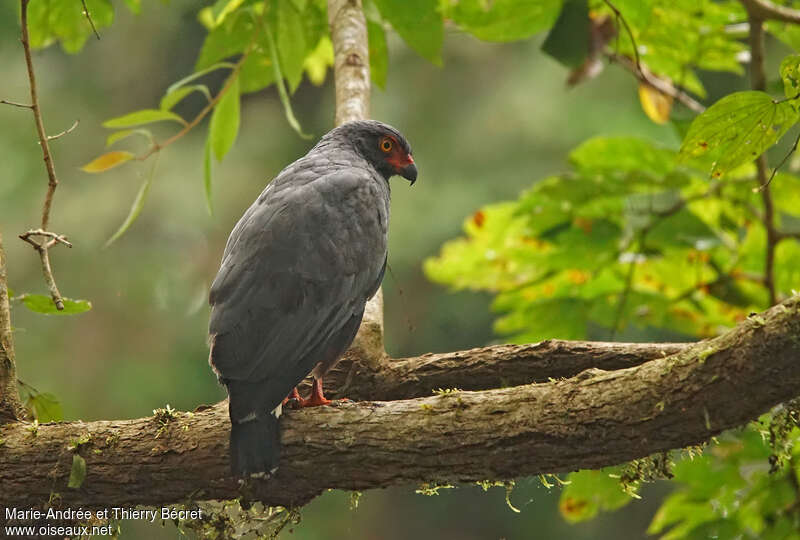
[380,137,393,153]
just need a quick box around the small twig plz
[0,99,32,109]
[20,0,59,231]
[19,229,73,249]
[44,119,79,142]
[758,130,800,192]
[747,11,778,306]
[603,0,641,71]
[80,0,100,40]
[611,254,637,340]
[18,0,67,311]
[602,0,705,114]
[609,54,706,114]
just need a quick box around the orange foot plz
[282,387,305,408]
[301,377,351,407]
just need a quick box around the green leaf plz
[559,468,634,523]
[67,454,87,489]
[209,75,241,161]
[443,0,561,42]
[276,0,309,92]
[26,392,63,423]
[166,63,235,96]
[679,91,800,178]
[209,0,247,26]
[80,151,135,173]
[541,0,590,68]
[195,13,254,70]
[303,36,334,86]
[103,109,186,129]
[204,135,214,216]
[122,0,141,14]
[105,128,154,148]
[780,54,800,102]
[569,136,677,177]
[27,0,114,53]
[373,0,443,64]
[105,158,158,247]
[159,84,212,111]
[264,21,312,139]
[21,295,92,315]
[367,20,389,89]
[239,51,277,94]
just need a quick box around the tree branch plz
[0,232,24,423]
[18,0,70,312]
[747,11,779,305]
[739,0,800,24]
[302,341,688,401]
[1,297,797,510]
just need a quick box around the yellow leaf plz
[81,151,135,173]
[638,83,673,124]
[303,36,334,87]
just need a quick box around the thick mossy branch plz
[309,341,688,401]
[0,297,797,510]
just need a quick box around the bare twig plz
[17,0,68,311]
[747,11,778,305]
[609,54,706,114]
[45,119,79,142]
[19,229,73,249]
[80,0,100,40]
[603,0,641,71]
[740,0,800,23]
[602,0,706,114]
[0,99,32,109]
[759,131,800,191]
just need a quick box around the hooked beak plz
[399,156,417,185]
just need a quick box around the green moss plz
[415,482,455,496]
[68,432,92,451]
[152,404,179,438]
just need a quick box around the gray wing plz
[208,167,389,384]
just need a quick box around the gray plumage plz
[208,120,416,476]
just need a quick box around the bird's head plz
[335,120,417,185]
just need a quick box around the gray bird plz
[208,120,417,476]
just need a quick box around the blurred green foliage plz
[4,0,800,538]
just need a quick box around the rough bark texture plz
[0,232,24,423]
[1,297,797,510]
[302,341,688,401]
[327,0,385,367]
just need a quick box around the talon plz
[300,377,342,407]
[282,387,305,408]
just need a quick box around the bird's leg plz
[301,377,332,407]
[282,387,305,408]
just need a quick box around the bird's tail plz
[230,411,280,477]
[227,380,281,477]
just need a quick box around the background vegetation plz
[2,0,800,538]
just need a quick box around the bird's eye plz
[380,138,393,153]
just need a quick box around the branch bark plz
[1,297,797,510]
[740,0,800,23]
[0,232,24,423]
[302,340,688,401]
